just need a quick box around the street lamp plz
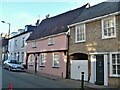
[1,21,11,36]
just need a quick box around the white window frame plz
[22,37,25,47]
[75,24,86,43]
[40,53,45,66]
[110,52,120,77]
[53,53,60,67]
[28,54,35,66]
[32,41,37,48]
[15,40,17,47]
[102,16,116,39]
[48,37,54,45]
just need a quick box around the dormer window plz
[48,38,54,46]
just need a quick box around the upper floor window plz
[40,53,45,66]
[102,16,116,39]
[110,53,120,77]
[75,24,86,43]
[48,38,54,46]
[22,37,25,47]
[15,40,17,47]
[53,53,59,67]
[32,41,37,48]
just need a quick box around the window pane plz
[112,54,115,59]
[117,54,120,59]
[108,28,111,36]
[76,25,85,42]
[113,65,116,70]
[111,27,114,36]
[112,59,116,64]
[104,29,107,36]
[118,70,120,74]
[109,19,114,27]
[53,53,59,67]
[117,65,120,74]
[112,65,116,74]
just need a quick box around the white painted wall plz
[90,54,96,83]
[8,32,31,64]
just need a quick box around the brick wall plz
[69,15,119,54]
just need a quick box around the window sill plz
[110,75,120,78]
[102,36,116,40]
[75,40,86,44]
[48,43,54,46]
[52,66,59,68]
[32,46,37,48]
[29,65,33,66]
[39,65,45,67]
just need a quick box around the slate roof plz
[72,1,120,24]
[10,25,36,39]
[27,4,88,41]
[25,25,36,32]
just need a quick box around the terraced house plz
[8,25,36,66]
[68,2,120,87]
[26,4,88,78]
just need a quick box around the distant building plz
[8,25,36,66]
[0,33,9,63]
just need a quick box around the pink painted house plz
[26,4,87,78]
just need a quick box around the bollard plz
[81,72,84,90]
[9,82,13,90]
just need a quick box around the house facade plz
[68,2,120,87]
[26,4,88,78]
[0,33,9,63]
[26,33,68,77]
[8,25,36,66]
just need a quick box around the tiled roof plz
[72,1,120,24]
[27,4,88,41]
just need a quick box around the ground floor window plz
[40,53,45,66]
[28,54,35,66]
[21,52,24,62]
[110,52,120,77]
[53,53,59,67]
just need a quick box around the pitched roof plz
[9,25,36,39]
[72,1,120,24]
[27,4,88,41]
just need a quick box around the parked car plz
[3,59,24,71]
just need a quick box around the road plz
[1,65,94,90]
[1,68,81,90]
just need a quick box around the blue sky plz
[0,0,107,34]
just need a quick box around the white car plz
[3,59,24,71]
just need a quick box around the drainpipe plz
[66,29,70,79]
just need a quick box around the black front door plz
[96,54,104,85]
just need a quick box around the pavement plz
[25,69,119,90]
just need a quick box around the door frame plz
[90,52,108,86]
[96,54,104,85]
